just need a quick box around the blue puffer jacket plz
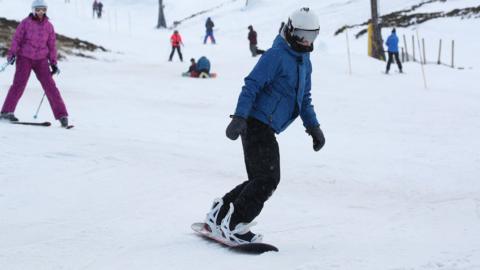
[386,33,399,53]
[234,35,319,134]
[196,56,210,72]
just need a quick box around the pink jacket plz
[8,14,58,65]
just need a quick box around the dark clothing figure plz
[218,118,280,226]
[188,59,197,73]
[92,0,98,18]
[248,25,265,57]
[169,47,183,62]
[386,52,402,74]
[204,17,216,44]
[97,2,103,18]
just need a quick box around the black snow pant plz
[249,44,265,57]
[217,118,280,229]
[169,46,183,61]
[386,51,402,73]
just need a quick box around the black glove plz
[306,125,325,152]
[50,64,60,75]
[7,55,16,65]
[226,115,247,140]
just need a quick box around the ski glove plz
[306,125,325,152]
[50,64,60,75]
[226,115,247,140]
[7,55,16,65]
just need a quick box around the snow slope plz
[1,0,480,269]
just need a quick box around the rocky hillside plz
[0,17,107,60]
[335,0,480,38]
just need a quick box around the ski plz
[11,121,51,127]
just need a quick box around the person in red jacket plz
[169,30,183,62]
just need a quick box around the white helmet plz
[32,0,48,9]
[289,7,320,31]
[284,7,320,52]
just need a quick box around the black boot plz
[60,116,69,127]
[0,112,19,122]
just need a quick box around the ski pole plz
[0,62,9,72]
[33,93,46,119]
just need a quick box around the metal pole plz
[403,34,409,61]
[346,29,352,75]
[451,40,455,68]
[412,35,415,62]
[416,30,427,89]
[437,39,442,64]
[33,93,46,119]
[422,38,426,64]
[0,62,9,72]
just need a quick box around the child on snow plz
[169,30,183,62]
[183,57,213,78]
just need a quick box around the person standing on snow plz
[203,17,216,44]
[202,7,325,244]
[0,0,70,127]
[169,30,184,62]
[247,25,265,57]
[97,1,104,19]
[92,0,98,19]
[385,28,403,74]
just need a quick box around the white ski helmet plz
[284,7,320,52]
[32,0,48,9]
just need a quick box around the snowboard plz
[182,72,217,78]
[191,222,278,254]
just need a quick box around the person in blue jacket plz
[385,28,403,74]
[202,8,325,245]
[203,17,216,44]
[196,56,211,77]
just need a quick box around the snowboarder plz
[169,30,183,62]
[385,28,403,74]
[97,1,104,19]
[203,17,216,44]
[248,25,265,57]
[0,0,70,127]
[202,7,325,244]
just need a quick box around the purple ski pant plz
[1,56,68,119]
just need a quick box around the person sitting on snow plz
[195,56,211,78]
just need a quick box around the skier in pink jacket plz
[0,0,70,127]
